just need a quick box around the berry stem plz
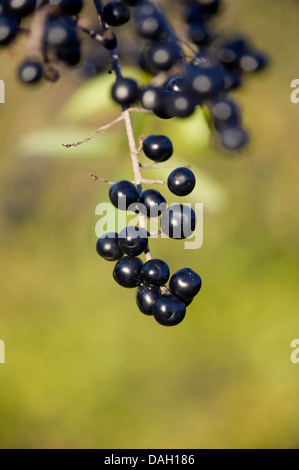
[122,108,152,261]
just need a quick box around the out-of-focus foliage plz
[0,0,299,449]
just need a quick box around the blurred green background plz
[1,0,299,449]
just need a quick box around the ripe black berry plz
[46,17,77,48]
[103,1,131,27]
[8,0,36,18]
[109,180,139,211]
[167,167,196,197]
[96,232,124,261]
[209,98,241,132]
[113,255,143,288]
[136,285,160,315]
[147,42,180,71]
[152,90,176,119]
[134,3,163,39]
[141,259,170,286]
[167,93,196,118]
[169,268,202,301]
[111,77,138,105]
[143,135,173,162]
[153,295,186,326]
[217,37,250,67]
[189,23,212,46]
[220,127,249,151]
[161,204,196,239]
[118,226,148,257]
[138,189,167,218]
[0,14,19,46]
[239,52,268,73]
[18,59,43,84]
[188,65,225,102]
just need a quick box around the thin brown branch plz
[89,173,115,185]
[141,178,166,185]
[63,115,124,148]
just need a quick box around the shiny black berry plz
[113,256,143,288]
[111,77,138,105]
[161,204,196,239]
[109,180,139,211]
[167,167,196,197]
[169,268,202,301]
[136,285,160,315]
[103,1,131,26]
[118,226,148,257]
[18,59,43,84]
[138,189,167,218]
[143,135,173,162]
[96,232,124,261]
[153,295,186,326]
[141,259,170,286]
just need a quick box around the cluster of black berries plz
[1,1,268,326]
[96,133,201,326]
[108,0,268,151]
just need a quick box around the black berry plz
[8,0,36,18]
[141,259,170,286]
[143,135,173,162]
[136,285,160,315]
[111,77,138,105]
[103,1,131,27]
[118,226,148,257]
[169,268,202,301]
[220,127,249,151]
[161,204,197,239]
[96,232,124,261]
[153,295,186,326]
[138,189,167,218]
[167,167,196,197]
[109,180,139,211]
[113,256,143,288]
[0,14,19,46]
[18,59,43,84]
